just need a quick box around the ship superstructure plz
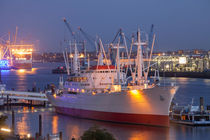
[47,21,179,127]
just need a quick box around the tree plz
[80,126,116,140]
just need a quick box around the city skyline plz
[1,0,210,52]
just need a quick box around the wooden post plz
[200,97,204,112]
[6,95,9,105]
[35,132,39,139]
[59,131,62,140]
[39,115,42,137]
[30,100,32,106]
[47,134,50,140]
[11,110,15,135]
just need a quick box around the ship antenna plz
[116,37,121,84]
[136,28,143,85]
[145,34,156,82]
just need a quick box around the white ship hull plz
[47,85,178,127]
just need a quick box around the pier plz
[1,90,48,102]
[0,90,48,107]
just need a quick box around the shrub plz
[80,125,116,140]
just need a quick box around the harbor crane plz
[78,27,99,54]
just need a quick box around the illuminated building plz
[151,53,210,72]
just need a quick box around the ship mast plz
[73,42,79,74]
[98,44,103,66]
[116,38,120,84]
[136,28,143,85]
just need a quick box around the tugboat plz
[52,66,68,74]
[170,97,210,126]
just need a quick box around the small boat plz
[52,66,68,74]
[170,97,210,126]
[0,98,4,106]
[0,84,6,106]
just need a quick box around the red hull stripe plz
[55,107,169,127]
[90,65,115,70]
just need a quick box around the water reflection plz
[2,63,60,92]
[54,114,169,140]
[52,115,58,134]
[16,113,30,136]
[67,125,80,139]
[3,106,210,140]
[175,77,189,85]
[16,68,37,75]
[169,124,210,140]
[14,68,37,91]
[203,79,210,86]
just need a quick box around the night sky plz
[0,0,210,52]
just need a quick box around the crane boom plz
[78,27,95,47]
[63,18,75,40]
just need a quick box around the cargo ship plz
[0,28,33,69]
[47,28,179,127]
[11,45,33,69]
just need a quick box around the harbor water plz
[1,63,210,140]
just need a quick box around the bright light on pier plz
[1,128,11,132]
[27,133,31,138]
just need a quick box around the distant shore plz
[150,71,210,79]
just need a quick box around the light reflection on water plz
[203,79,210,86]
[16,68,37,75]
[52,115,58,134]
[2,63,60,91]
[2,103,210,140]
[16,113,30,136]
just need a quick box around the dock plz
[1,90,48,101]
[170,97,210,126]
[0,90,48,107]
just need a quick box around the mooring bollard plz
[59,131,62,140]
[39,114,42,137]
